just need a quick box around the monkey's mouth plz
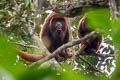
[56,30,62,34]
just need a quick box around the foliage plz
[111,19,120,49]
[0,0,120,80]
[85,7,111,34]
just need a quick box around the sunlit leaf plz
[111,19,120,49]
[0,67,15,80]
[85,7,111,34]
[24,0,31,7]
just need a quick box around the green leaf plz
[0,2,6,9]
[111,19,120,49]
[19,67,57,80]
[0,67,15,80]
[111,52,120,79]
[24,0,32,7]
[0,34,26,79]
[85,7,111,34]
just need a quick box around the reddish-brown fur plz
[40,12,69,61]
[16,49,44,62]
[78,16,102,54]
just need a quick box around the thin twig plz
[13,42,40,49]
[77,51,114,58]
[77,55,102,73]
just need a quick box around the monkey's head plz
[50,17,68,41]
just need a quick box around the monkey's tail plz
[16,49,45,62]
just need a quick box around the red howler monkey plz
[40,12,69,61]
[78,16,102,54]
[17,12,69,62]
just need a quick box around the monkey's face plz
[50,18,67,40]
[55,22,62,31]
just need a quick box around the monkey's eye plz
[51,18,65,30]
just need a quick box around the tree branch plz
[77,51,114,58]
[77,55,102,73]
[108,0,118,18]
[43,0,108,17]
[108,0,120,18]
[29,31,97,67]
[13,42,40,50]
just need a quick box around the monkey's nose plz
[57,26,62,31]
